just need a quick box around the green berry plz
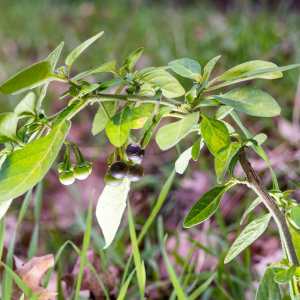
[57,162,65,173]
[73,165,90,180]
[59,170,75,185]
[110,161,128,179]
[128,164,144,181]
[104,172,123,187]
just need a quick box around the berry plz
[86,163,92,174]
[110,161,128,179]
[104,172,123,187]
[59,170,75,185]
[73,164,90,180]
[126,143,145,161]
[57,162,65,173]
[128,164,144,181]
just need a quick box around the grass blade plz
[117,269,136,300]
[0,216,6,260]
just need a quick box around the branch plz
[238,149,299,266]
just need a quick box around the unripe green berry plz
[58,162,65,173]
[59,170,75,185]
[73,165,90,180]
[104,172,123,187]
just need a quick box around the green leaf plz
[175,147,192,174]
[214,86,281,117]
[139,69,185,98]
[0,199,13,220]
[99,78,125,92]
[14,92,37,118]
[203,55,221,82]
[290,205,300,229]
[141,106,173,148]
[0,113,18,144]
[215,142,241,183]
[240,197,262,225]
[124,47,144,72]
[191,139,203,161]
[184,184,235,228]
[214,106,233,120]
[0,61,57,95]
[71,61,117,80]
[117,269,136,300]
[92,101,120,135]
[201,115,230,156]
[255,268,282,300]
[245,133,267,146]
[96,178,131,248]
[132,104,155,129]
[0,118,70,203]
[224,213,272,263]
[168,58,201,79]
[78,83,100,96]
[156,112,199,150]
[65,31,104,74]
[274,265,297,284]
[185,87,197,104]
[106,105,132,147]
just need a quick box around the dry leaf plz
[11,254,57,300]
[61,250,114,300]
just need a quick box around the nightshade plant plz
[1,31,300,298]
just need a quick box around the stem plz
[238,149,299,267]
[83,94,182,108]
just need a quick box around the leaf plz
[124,47,143,72]
[71,61,117,80]
[78,83,100,96]
[14,92,37,118]
[0,113,18,144]
[0,118,70,203]
[156,112,199,150]
[191,138,203,161]
[184,184,235,227]
[240,197,262,225]
[34,42,64,110]
[141,106,172,148]
[274,265,297,284]
[255,268,281,300]
[139,69,185,98]
[201,115,230,156]
[117,269,135,300]
[214,86,281,117]
[92,101,120,135]
[15,255,57,300]
[132,104,155,129]
[203,55,221,82]
[0,61,56,95]
[175,147,192,174]
[0,199,13,220]
[245,133,267,146]
[290,205,300,229]
[65,31,104,74]
[168,58,201,79]
[215,142,241,183]
[99,78,126,92]
[106,105,132,147]
[185,87,197,104]
[214,106,233,120]
[96,177,131,248]
[224,213,272,263]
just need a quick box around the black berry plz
[126,143,145,161]
[110,161,128,179]
[128,164,144,181]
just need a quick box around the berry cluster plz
[104,143,145,187]
[58,142,92,185]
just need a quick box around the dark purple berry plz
[126,143,145,161]
[110,161,128,179]
[128,164,144,181]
